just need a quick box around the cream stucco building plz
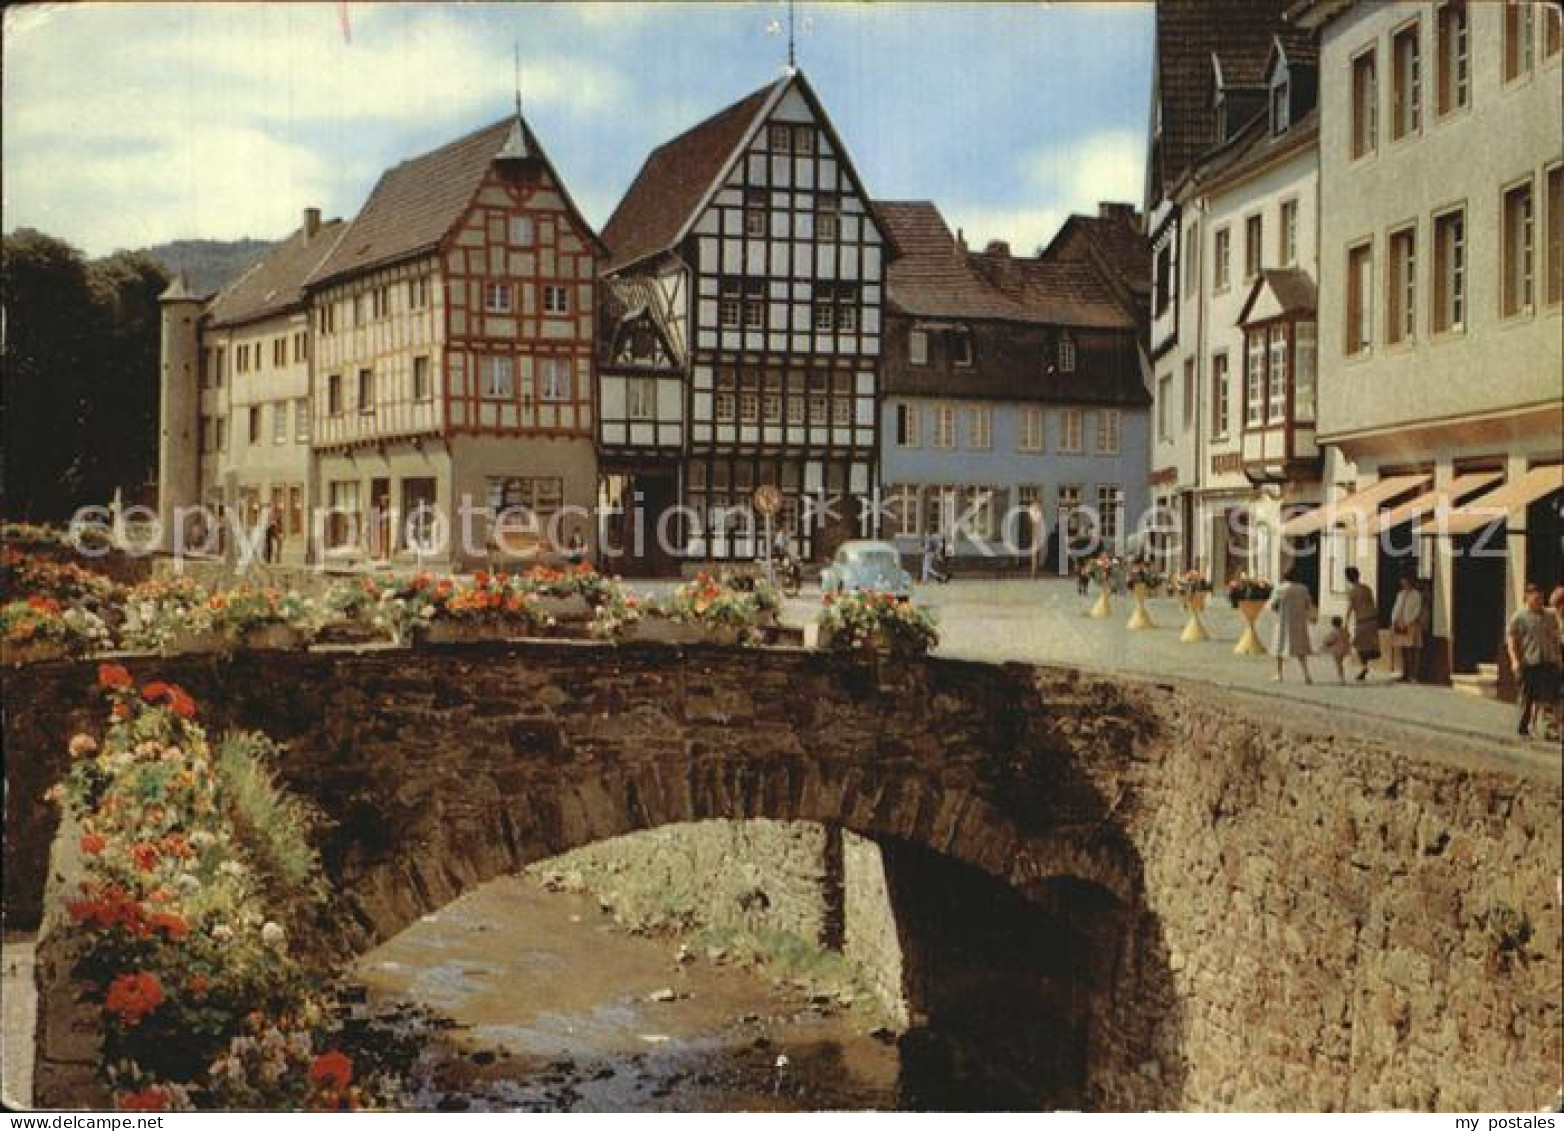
[1291,0,1563,685]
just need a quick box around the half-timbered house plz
[599,70,894,569]
[303,113,604,568]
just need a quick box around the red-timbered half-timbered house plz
[303,112,604,569]
[600,69,898,571]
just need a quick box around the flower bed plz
[2,596,112,663]
[817,590,938,656]
[207,587,321,650]
[665,572,769,644]
[48,664,377,1110]
[119,577,215,653]
[1226,573,1275,606]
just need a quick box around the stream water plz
[350,875,905,1111]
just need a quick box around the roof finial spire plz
[766,0,810,74]
[513,41,522,120]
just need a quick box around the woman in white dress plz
[1389,573,1425,683]
[1269,568,1316,684]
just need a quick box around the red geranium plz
[147,911,189,940]
[80,832,107,856]
[130,842,161,873]
[310,1049,353,1092]
[98,663,133,691]
[105,971,164,1025]
[118,1086,171,1112]
[141,681,198,719]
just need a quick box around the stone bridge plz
[4,642,1560,1111]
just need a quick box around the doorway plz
[1451,526,1508,674]
[370,478,391,560]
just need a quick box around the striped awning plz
[1418,464,1564,536]
[1280,473,1431,538]
[1362,470,1503,536]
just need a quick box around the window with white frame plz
[1246,332,1266,425]
[909,329,929,365]
[1433,208,1465,332]
[816,194,840,241]
[1061,408,1083,453]
[832,395,853,426]
[1214,227,1231,291]
[509,216,535,246]
[1097,484,1123,545]
[1096,409,1121,455]
[1504,0,1535,83]
[357,368,375,412]
[1267,325,1288,422]
[1503,179,1536,317]
[1294,322,1317,419]
[1437,2,1469,115]
[1346,241,1374,354]
[481,356,514,399]
[1058,332,1076,373]
[540,357,572,402]
[719,280,742,328]
[968,405,992,449]
[543,285,571,316]
[1019,406,1044,452]
[413,355,432,402]
[1156,374,1171,441]
[626,377,657,421]
[1352,47,1378,159]
[1212,352,1231,437]
[933,404,956,448]
[887,484,920,537]
[739,390,760,423]
[1387,226,1417,344]
[294,398,309,443]
[1391,20,1422,140]
[1280,200,1299,267]
[895,402,920,447]
[272,401,287,444]
[484,283,513,313]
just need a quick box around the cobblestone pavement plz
[624,576,1560,782]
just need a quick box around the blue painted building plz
[875,201,1151,569]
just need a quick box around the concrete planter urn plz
[1,639,69,665]
[1179,592,1211,643]
[1089,583,1113,619]
[240,624,310,651]
[1126,582,1156,630]
[1234,598,1269,656]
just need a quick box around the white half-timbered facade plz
[600,70,894,568]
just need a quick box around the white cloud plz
[1,2,630,253]
[1022,129,1144,215]
[940,206,1068,259]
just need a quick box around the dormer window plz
[1058,333,1076,373]
[952,328,973,367]
[1271,79,1290,135]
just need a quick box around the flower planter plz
[1126,582,1155,630]
[532,594,592,623]
[1179,592,1210,643]
[705,623,747,647]
[1234,598,1269,656]
[162,629,229,656]
[628,616,707,644]
[1088,584,1113,619]
[239,624,309,651]
[420,618,522,645]
[1,638,69,665]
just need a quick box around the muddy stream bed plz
[348,875,907,1111]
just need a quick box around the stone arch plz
[8,643,1182,1109]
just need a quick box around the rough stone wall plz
[841,830,909,1029]
[8,644,1560,1111]
[533,819,833,944]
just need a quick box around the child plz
[1320,615,1352,684]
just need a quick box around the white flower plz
[261,921,286,947]
[190,830,217,848]
[211,923,234,942]
[218,860,248,879]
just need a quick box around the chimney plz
[985,239,1011,258]
[303,207,321,240]
[1098,201,1137,226]
[955,227,968,255]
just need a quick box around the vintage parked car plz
[820,540,914,599]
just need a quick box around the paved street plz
[624,577,1561,782]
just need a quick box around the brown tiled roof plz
[877,201,1134,331]
[1042,211,1150,297]
[1152,0,1292,195]
[1273,26,1319,68]
[1190,107,1317,196]
[206,219,346,327]
[601,79,781,272]
[1237,266,1317,325]
[307,115,600,288]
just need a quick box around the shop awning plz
[1362,469,1503,535]
[1279,473,1431,537]
[1418,464,1564,536]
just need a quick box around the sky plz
[1,1,1154,259]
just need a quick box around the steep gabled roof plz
[1150,0,1292,198]
[206,218,346,328]
[601,79,780,273]
[307,115,601,289]
[877,201,1134,331]
[1040,208,1151,301]
[601,69,896,274]
[1237,266,1317,326]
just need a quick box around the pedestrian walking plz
[920,532,946,584]
[1508,582,1562,740]
[1320,615,1352,685]
[1343,566,1380,681]
[263,504,283,565]
[1269,568,1316,684]
[1389,573,1425,683]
